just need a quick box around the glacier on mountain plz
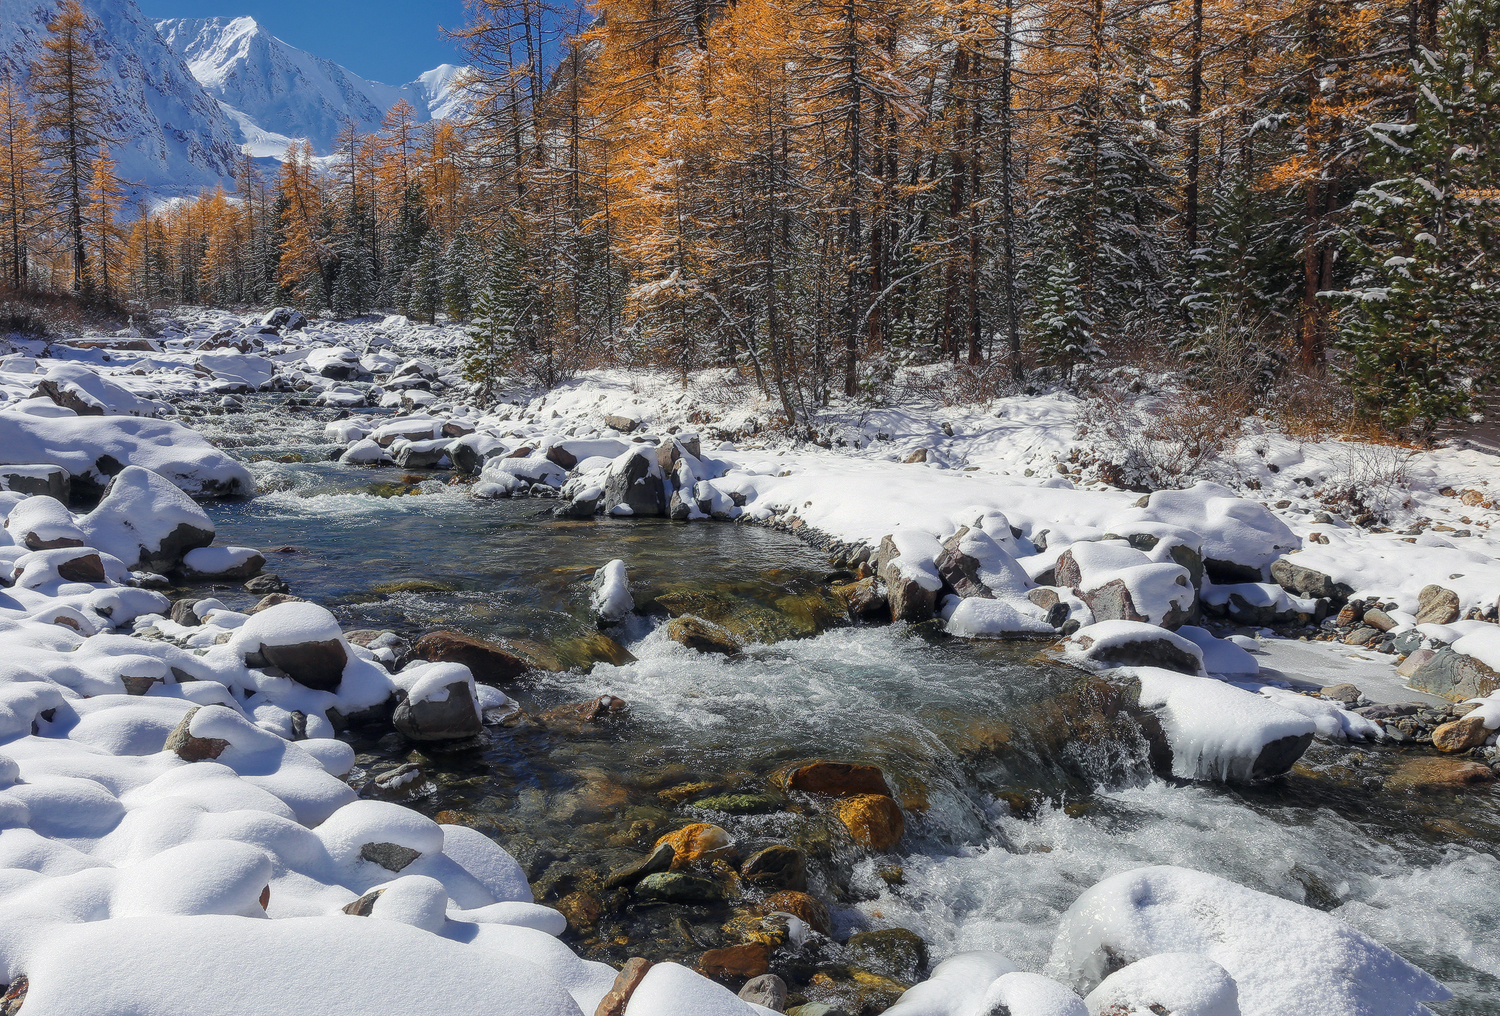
[157,16,474,157]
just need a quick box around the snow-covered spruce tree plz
[1330,0,1499,436]
[442,228,477,323]
[404,230,443,324]
[331,223,375,317]
[463,234,527,404]
[1025,74,1179,368]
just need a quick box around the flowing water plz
[191,398,1500,1013]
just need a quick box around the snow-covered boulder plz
[589,560,633,624]
[198,351,275,389]
[77,466,215,571]
[935,526,1035,599]
[0,414,253,498]
[1059,621,1206,676]
[340,438,393,466]
[392,663,483,741]
[878,531,944,622]
[232,602,350,692]
[6,495,86,550]
[181,545,266,581]
[1056,541,1195,630]
[604,447,666,516]
[1115,482,1300,584]
[940,595,1055,638]
[1050,866,1451,1016]
[34,362,167,417]
[1134,669,1316,781]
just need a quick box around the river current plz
[191,398,1500,1013]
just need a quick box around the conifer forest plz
[2,0,1498,434]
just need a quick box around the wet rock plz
[1354,703,1421,720]
[392,680,482,741]
[1320,683,1362,705]
[358,763,429,801]
[244,573,290,595]
[163,706,230,761]
[634,871,724,905]
[1415,585,1461,625]
[784,761,891,798]
[537,694,629,726]
[654,585,843,643]
[1386,757,1496,792]
[1432,714,1489,753]
[260,638,347,692]
[594,958,653,1016]
[411,630,534,683]
[740,845,807,892]
[1270,558,1353,602]
[693,793,781,815]
[552,632,636,670]
[787,1005,848,1016]
[834,794,904,851]
[699,943,771,982]
[759,890,832,935]
[655,822,737,868]
[361,841,422,871]
[739,973,788,1012]
[845,928,928,985]
[604,842,676,890]
[181,548,266,582]
[835,577,887,619]
[1253,733,1315,780]
[664,615,740,656]
[556,890,604,934]
[877,536,937,623]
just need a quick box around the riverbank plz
[0,307,1495,1015]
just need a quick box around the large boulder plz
[1056,542,1194,630]
[77,466,216,571]
[5,495,85,550]
[1112,482,1300,583]
[935,526,1034,599]
[877,532,942,622]
[604,447,666,517]
[1270,556,1354,602]
[410,630,539,683]
[233,602,350,691]
[1058,621,1206,676]
[1407,647,1500,702]
[0,463,70,501]
[392,663,483,741]
[1414,584,1461,625]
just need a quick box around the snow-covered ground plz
[0,306,1493,1015]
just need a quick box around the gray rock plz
[739,974,788,1012]
[1409,648,1500,702]
[668,489,691,521]
[170,598,202,627]
[0,463,70,501]
[392,680,482,741]
[360,841,422,872]
[605,413,640,433]
[1270,558,1353,602]
[1252,732,1315,779]
[1344,627,1379,647]
[740,845,807,891]
[1320,683,1361,704]
[163,706,229,762]
[604,842,676,890]
[244,573,290,595]
[1363,608,1397,632]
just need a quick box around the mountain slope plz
[156,17,472,157]
[0,0,242,199]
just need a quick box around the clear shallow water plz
[196,399,1500,1013]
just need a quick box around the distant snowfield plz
[0,308,1492,1015]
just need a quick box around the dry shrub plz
[1078,387,1241,491]
[894,359,1022,407]
[1317,441,1417,524]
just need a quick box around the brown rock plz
[556,890,604,933]
[260,638,347,692]
[877,535,937,623]
[412,630,533,683]
[1335,604,1361,626]
[538,694,629,725]
[1320,683,1361,705]
[55,551,107,583]
[1397,648,1436,678]
[1,975,28,1016]
[1028,588,1061,610]
[835,577,887,618]
[594,957,653,1016]
[246,592,306,614]
[739,845,807,892]
[1460,489,1484,506]
[835,794,905,851]
[903,448,928,464]
[663,615,740,656]
[655,822,737,868]
[759,890,832,935]
[698,943,771,982]
[1432,714,1490,753]
[163,706,230,762]
[1363,608,1397,632]
[1387,756,1496,791]
[785,761,891,798]
[343,887,385,916]
[1344,627,1379,646]
[1415,585,1462,625]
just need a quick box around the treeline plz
[3,0,1497,433]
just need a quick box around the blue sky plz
[146,0,471,84]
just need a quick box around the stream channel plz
[187,397,1499,1013]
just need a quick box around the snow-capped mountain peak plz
[156,16,474,158]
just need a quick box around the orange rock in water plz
[836,794,905,851]
[783,761,891,798]
[654,822,737,868]
[759,890,832,935]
